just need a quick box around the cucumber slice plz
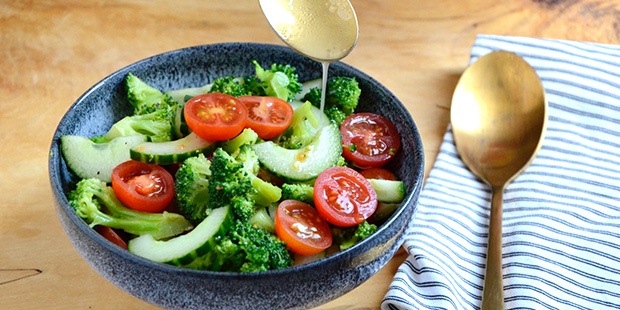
[128,206,233,267]
[172,105,190,139]
[130,132,217,165]
[367,179,406,203]
[252,124,342,181]
[60,135,147,182]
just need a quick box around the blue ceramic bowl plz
[49,43,424,309]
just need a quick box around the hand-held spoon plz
[258,0,359,110]
[450,51,547,309]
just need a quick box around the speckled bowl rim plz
[48,42,424,291]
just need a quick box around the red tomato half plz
[184,93,248,141]
[341,112,401,168]
[111,160,175,213]
[275,200,333,256]
[239,96,294,140]
[314,166,378,227]
[359,167,397,181]
[95,226,128,250]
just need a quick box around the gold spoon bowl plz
[450,50,547,309]
[258,0,359,62]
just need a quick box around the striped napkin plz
[382,35,620,309]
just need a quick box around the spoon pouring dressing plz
[450,51,547,309]
[258,0,359,111]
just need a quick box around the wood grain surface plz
[1,0,619,308]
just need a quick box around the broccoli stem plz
[88,210,188,240]
[251,177,282,206]
[222,128,259,155]
[70,178,192,240]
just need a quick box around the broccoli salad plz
[61,60,405,272]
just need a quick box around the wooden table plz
[2,0,617,308]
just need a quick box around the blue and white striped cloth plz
[382,35,620,309]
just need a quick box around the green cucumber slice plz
[252,124,342,181]
[367,179,406,203]
[128,206,232,268]
[60,135,147,182]
[130,132,217,165]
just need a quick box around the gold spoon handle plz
[481,186,505,310]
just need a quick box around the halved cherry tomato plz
[95,226,128,250]
[341,112,401,168]
[239,96,294,139]
[359,167,397,180]
[184,93,248,141]
[111,160,175,213]
[275,200,333,256]
[314,166,378,227]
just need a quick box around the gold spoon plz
[258,0,359,110]
[258,0,358,62]
[450,51,547,309]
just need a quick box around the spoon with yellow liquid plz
[450,51,547,309]
[258,0,359,111]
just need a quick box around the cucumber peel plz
[130,132,217,165]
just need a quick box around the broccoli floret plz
[208,74,272,98]
[301,87,322,107]
[302,76,361,126]
[331,220,377,251]
[208,76,248,97]
[68,178,192,240]
[174,153,212,224]
[231,197,257,224]
[102,108,174,143]
[211,237,244,271]
[241,75,267,96]
[235,144,282,207]
[214,221,293,272]
[124,72,179,139]
[125,72,178,116]
[176,146,280,224]
[281,183,314,204]
[327,76,361,115]
[234,143,261,175]
[323,105,348,127]
[253,60,302,102]
[277,101,321,149]
[355,220,378,239]
[336,155,348,167]
[208,148,257,221]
